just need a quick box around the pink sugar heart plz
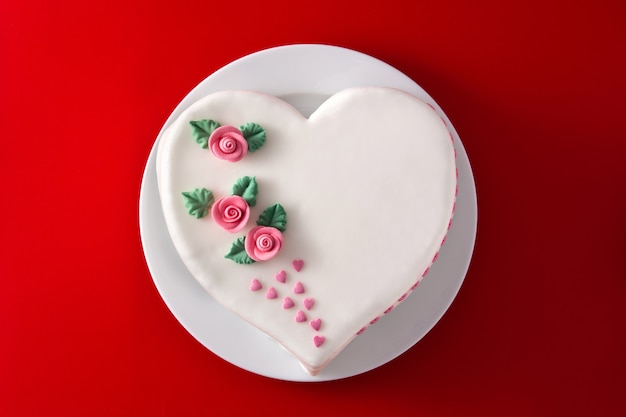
[275,270,287,283]
[295,310,307,322]
[265,287,277,299]
[293,281,304,294]
[303,298,315,310]
[292,259,304,272]
[283,297,295,309]
[313,335,325,348]
[250,278,262,291]
[310,318,321,331]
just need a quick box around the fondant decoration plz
[256,203,287,232]
[295,311,307,322]
[310,318,322,331]
[224,237,255,265]
[181,188,214,219]
[225,203,287,265]
[239,122,267,152]
[293,282,304,294]
[189,119,267,159]
[265,287,277,299]
[244,226,283,262]
[282,297,295,309]
[189,119,220,149]
[303,298,315,310]
[313,336,325,348]
[275,270,287,283]
[292,259,304,272]
[231,176,258,207]
[250,279,262,291]
[209,126,248,162]
[157,88,457,376]
[189,119,266,162]
[211,195,250,233]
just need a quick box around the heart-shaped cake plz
[156,87,457,375]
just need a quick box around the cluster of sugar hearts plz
[249,260,325,348]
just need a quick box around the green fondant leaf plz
[225,237,255,264]
[189,119,220,149]
[240,123,266,152]
[231,176,258,207]
[181,188,214,219]
[256,203,287,232]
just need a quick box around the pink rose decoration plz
[245,226,283,261]
[211,195,250,233]
[208,126,248,162]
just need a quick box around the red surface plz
[1,0,625,415]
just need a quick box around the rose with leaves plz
[189,119,267,162]
[225,203,287,264]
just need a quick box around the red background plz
[1,0,625,415]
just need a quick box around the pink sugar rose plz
[245,226,283,262]
[211,195,250,233]
[208,126,248,162]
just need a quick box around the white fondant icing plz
[156,87,456,375]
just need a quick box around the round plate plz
[139,44,477,381]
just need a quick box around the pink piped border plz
[355,108,458,336]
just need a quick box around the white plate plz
[139,44,477,381]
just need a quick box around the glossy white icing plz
[156,88,456,375]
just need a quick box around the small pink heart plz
[313,335,325,348]
[275,270,287,283]
[250,279,262,291]
[310,318,321,331]
[292,259,304,272]
[303,298,315,310]
[282,297,295,309]
[265,287,277,299]
[293,281,304,294]
[295,310,307,322]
